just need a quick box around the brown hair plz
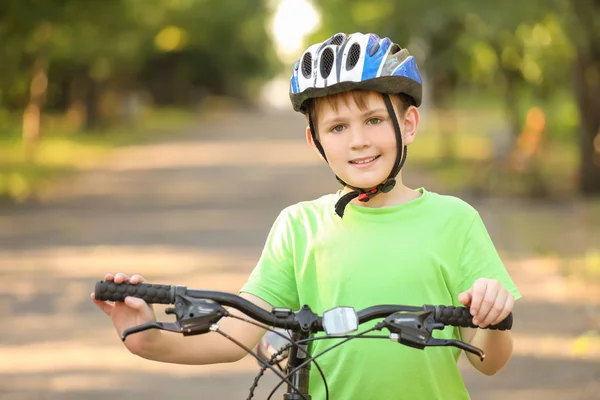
[307,90,413,130]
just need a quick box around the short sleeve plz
[454,210,522,305]
[239,209,300,310]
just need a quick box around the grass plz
[0,107,197,203]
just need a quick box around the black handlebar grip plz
[434,306,513,330]
[94,281,175,304]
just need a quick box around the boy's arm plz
[458,277,516,376]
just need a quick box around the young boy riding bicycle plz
[92,32,521,399]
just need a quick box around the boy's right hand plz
[91,272,159,355]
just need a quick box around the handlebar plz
[94,280,514,400]
[94,280,513,331]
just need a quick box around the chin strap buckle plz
[357,188,378,202]
[357,178,397,202]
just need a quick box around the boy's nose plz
[349,127,371,150]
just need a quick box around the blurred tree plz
[0,0,64,156]
[0,0,279,144]
[560,0,600,194]
[140,0,280,106]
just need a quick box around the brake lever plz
[121,321,182,341]
[381,311,485,361]
[121,295,228,342]
[426,338,485,361]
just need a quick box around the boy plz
[92,32,521,399]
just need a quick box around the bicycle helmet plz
[289,32,423,217]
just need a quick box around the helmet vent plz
[346,43,361,70]
[369,42,380,56]
[330,34,345,46]
[390,44,402,54]
[301,52,313,79]
[320,47,335,79]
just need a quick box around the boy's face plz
[307,91,418,190]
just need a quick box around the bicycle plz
[94,280,513,400]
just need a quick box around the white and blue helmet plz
[289,32,422,113]
[289,32,424,218]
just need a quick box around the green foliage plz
[0,0,280,113]
[141,0,280,99]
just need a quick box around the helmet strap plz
[383,94,408,178]
[308,115,327,161]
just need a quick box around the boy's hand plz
[91,272,159,354]
[458,278,514,328]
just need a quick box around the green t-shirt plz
[241,188,521,399]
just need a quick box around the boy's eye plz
[331,125,345,133]
[367,118,382,125]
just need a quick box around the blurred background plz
[1,0,599,399]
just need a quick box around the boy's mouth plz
[349,155,380,165]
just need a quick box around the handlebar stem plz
[284,330,312,399]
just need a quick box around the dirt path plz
[1,107,599,399]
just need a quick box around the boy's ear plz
[305,125,326,161]
[401,106,420,146]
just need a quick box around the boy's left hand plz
[458,278,514,328]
